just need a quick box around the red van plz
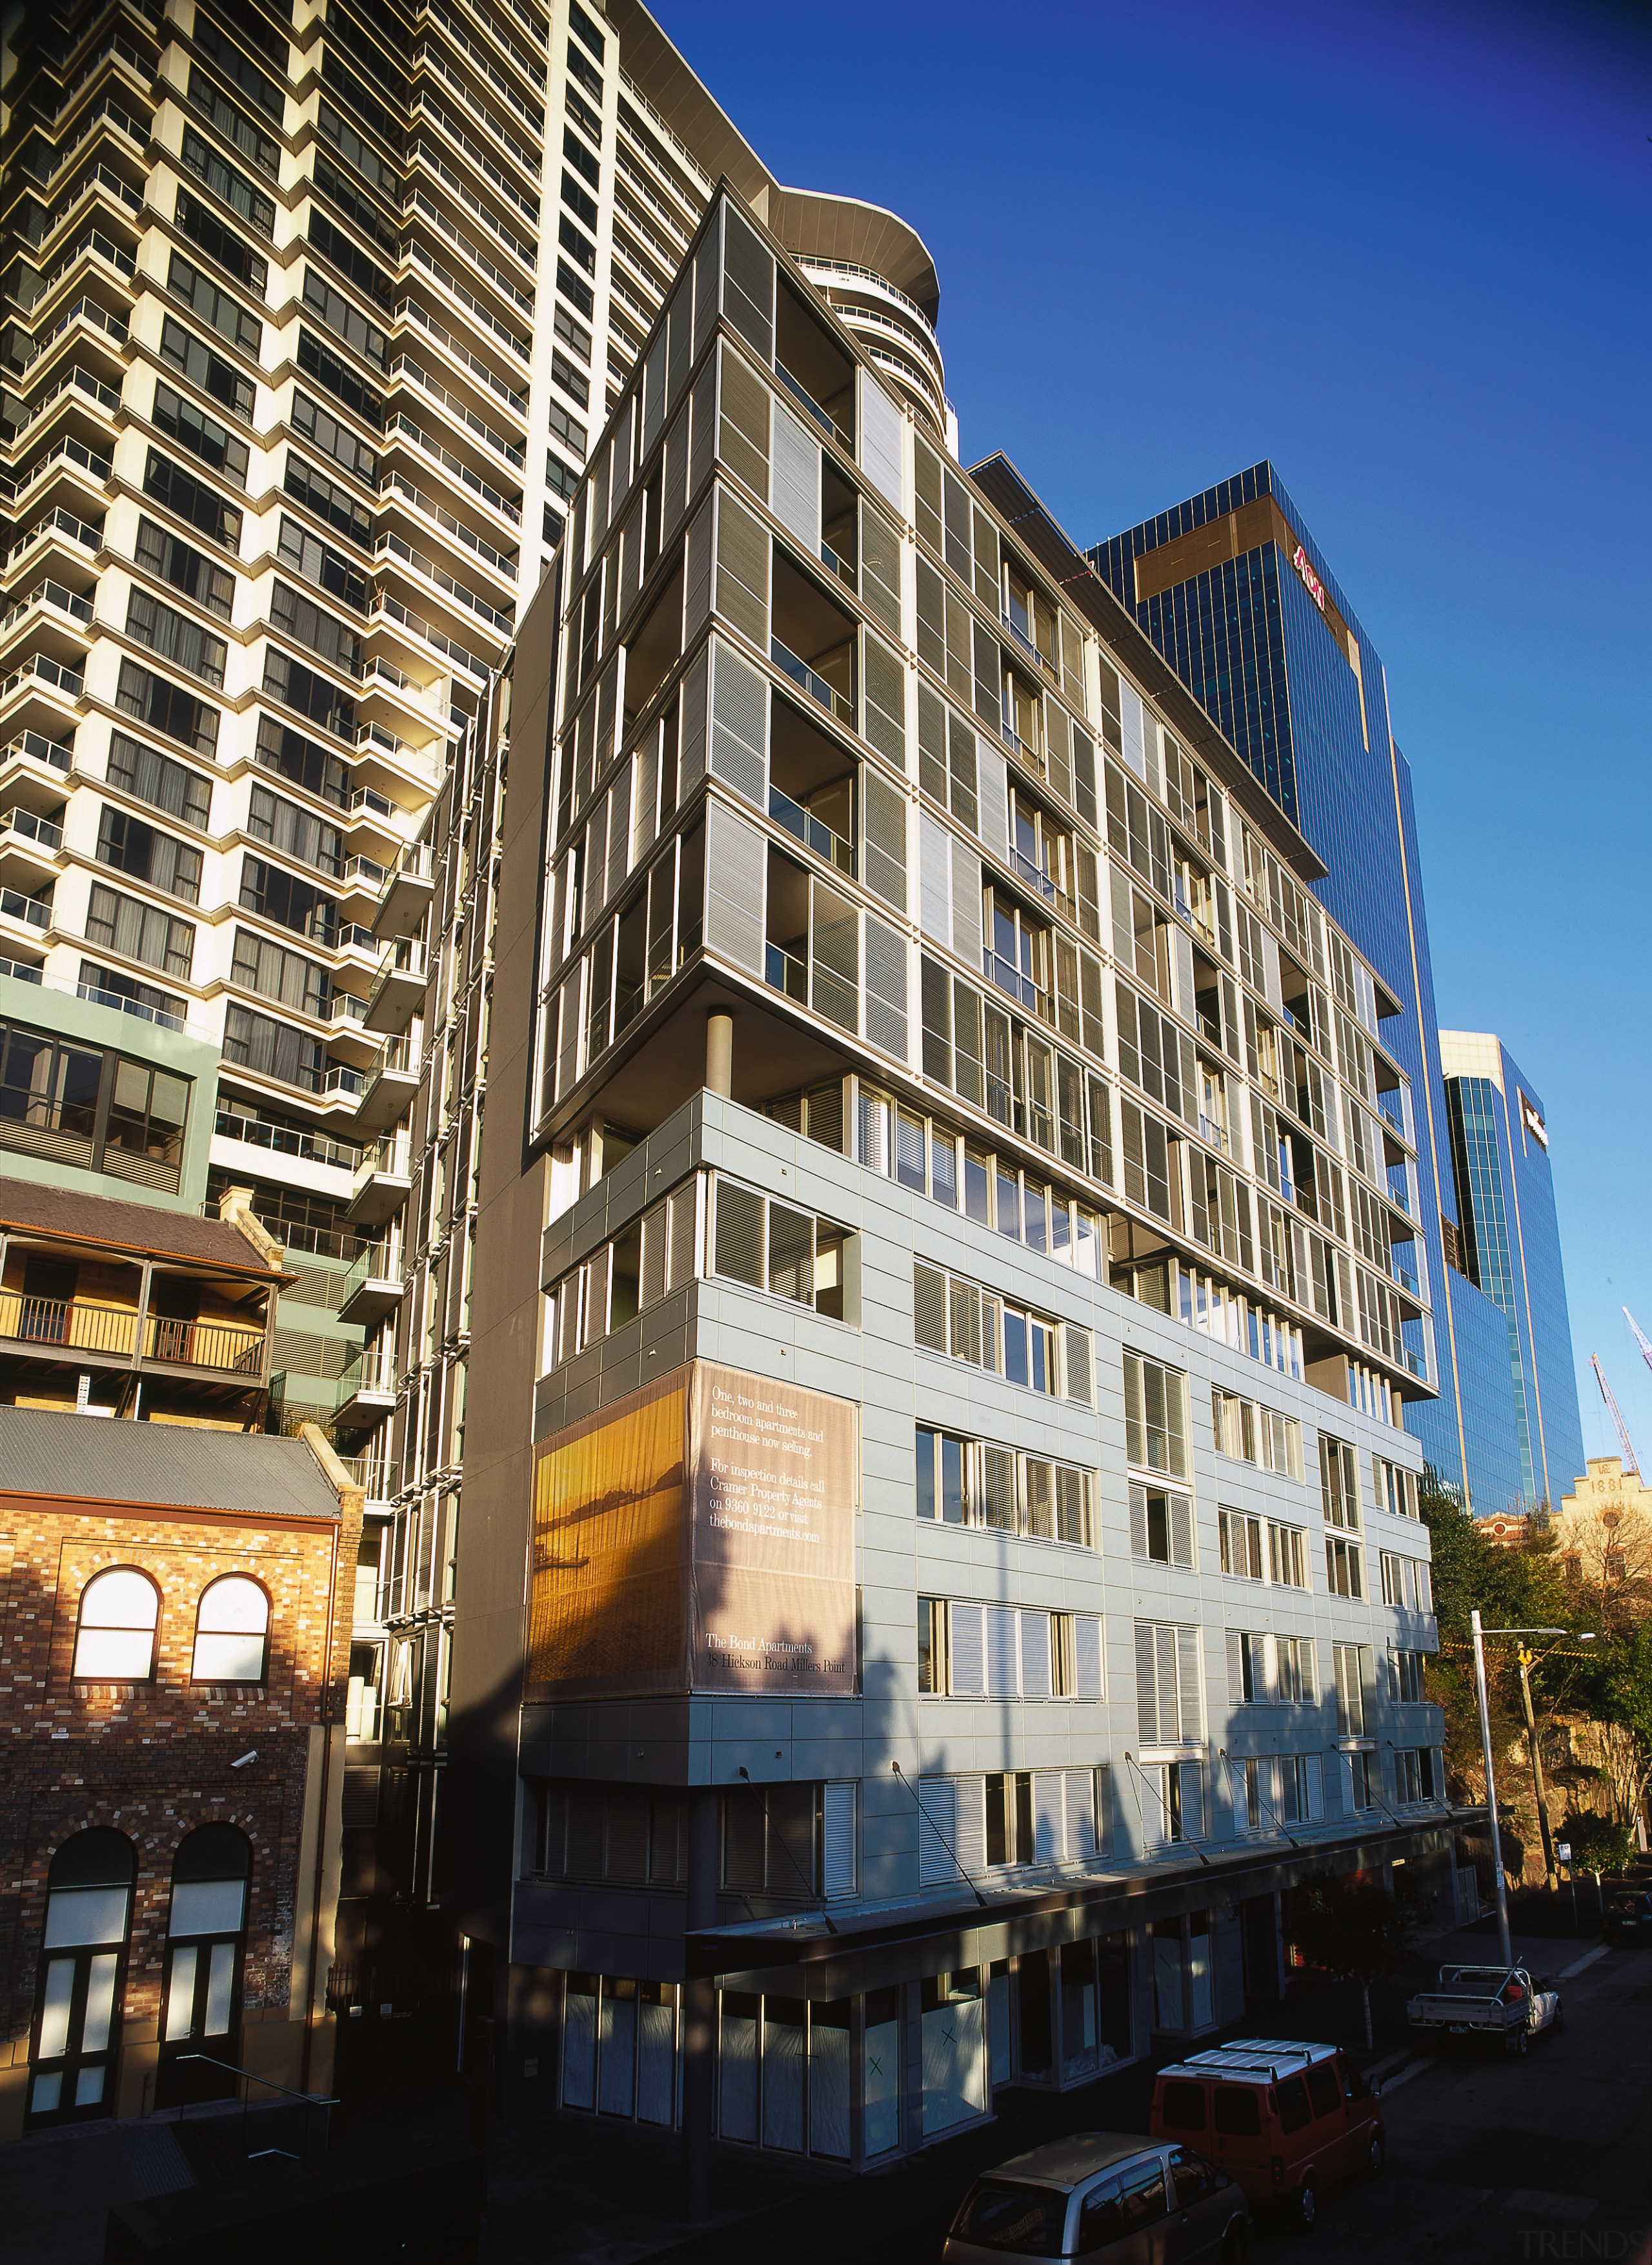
[1149,2039,1384,2231]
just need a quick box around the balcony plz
[339,1241,405,1328]
[0,732,75,813]
[325,989,381,1070]
[354,1034,420,1134]
[364,936,427,1033]
[0,1291,267,1378]
[337,853,389,911]
[771,636,853,729]
[334,1452,401,1507]
[0,805,65,887]
[0,885,53,940]
[334,1349,399,1430]
[347,1132,414,1226]
[372,840,436,940]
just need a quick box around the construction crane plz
[1591,1352,1640,1476]
[1625,1308,1652,1378]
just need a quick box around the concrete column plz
[680,1787,720,2221]
[705,1011,733,1099]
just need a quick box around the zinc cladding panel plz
[703,800,765,974]
[863,914,908,1060]
[710,636,768,807]
[721,203,776,363]
[769,396,819,552]
[860,370,903,513]
[861,769,907,911]
[640,1204,666,1307]
[714,489,769,650]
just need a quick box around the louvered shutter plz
[918,813,951,945]
[811,879,858,1032]
[661,406,689,541]
[1064,1326,1093,1407]
[630,741,658,866]
[860,370,903,511]
[949,1277,981,1365]
[583,1245,611,1345]
[668,1179,700,1287]
[913,1263,947,1350]
[1079,951,1106,1059]
[976,735,1009,864]
[683,494,713,643]
[1074,1616,1102,1700]
[558,1275,580,1363]
[918,1777,956,1886]
[1298,1640,1316,1705]
[769,396,818,549]
[856,1087,887,1172]
[1178,1760,1204,1840]
[721,202,774,362]
[1129,1486,1149,1561]
[1033,1771,1063,1862]
[1304,1754,1324,1822]
[710,636,768,807]
[583,798,609,923]
[677,648,709,801]
[666,281,691,407]
[823,1782,856,1899]
[1064,1770,1095,1860]
[1045,698,1072,805]
[862,630,906,767]
[1154,1625,1180,1742]
[863,914,908,1060]
[1134,1623,1159,1744]
[704,800,765,973]
[717,342,772,502]
[861,770,907,911]
[713,1181,765,1286]
[767,1203,814,1304]
[1169,1493,1194,1569]
[1226,1629,1245,1706]
[1094,1764,1112,1854]
[949,1603,985,1696]
[953,1775,987,1877]
[640,1203,666,1308]
[556,964,582,1101]
[714,490,769,649]
[1176,1627,1202,1743]
[950,837,982,968]
[860,503,902,635]
[607,761,632,901]
[1020,1612,1052,1700]
[986,1607,1018,1697]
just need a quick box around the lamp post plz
[1470,1612,1594,1967]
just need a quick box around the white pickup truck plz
[1405,1964,1564,2056]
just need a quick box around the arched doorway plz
[156,1823,252,2107]
[28,1828,136,2127]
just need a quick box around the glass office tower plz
[1089,465,1505,1504]
[1440,1033,1585,1508]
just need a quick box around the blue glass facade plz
[1442,1042,1586,1507]
[1090,463,1478,1498]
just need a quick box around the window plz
[1275,1636,1313,1703]
[1334,1643,1366,1734]
[95,806,203,904]
[153,381,251,486]
[159,315,254,420]
[272,581,363,675]
[1379,1550,1433,1612]
[284,458,372,551]
[1389,1649,1427,1703]
[1229,1630,1264,1703]
[144,451,243,549]
[232,926,332,1017]
[86,885,195,980]
[1212,1387,1302,1477]
[0,1019,189,1187]
[1325,1536,1363,1599]
[1279,1754,1324,1824]
[239,857,339,945]
[919,1600,1102,1700]
[916,1768,1104,1882]
[125,590,227,688]
[1123,1351,1187,1477]
[160,1825,250,2075]
[134,518,235,621]
[1218,1508,1264,1580]
[915,1428,1091,1545]
[302,267,387,368]
[180,127,275,235]
[166,251,263,358]
[1320,1434,1360,1528]
[297,327,384,429]
[1269,1522,1307,1589]
[247,786,343,877]
[191,1577,269,1682]
[291,391,378,483]
[72,1567,159,1681]
[26,1830,136,2125]
[913,1262,1090,1403]
[116,660,219,758]
[223,1002,327,1092]
[1373,1456,1420,1519]
[1344,1750,1375,1811]
[543,1179,703,1365]
[1130,1483,1193,1567]
[710,1180,849,1318]
[1134,1621,1201,1745]
[1392,1748,1438,1806]
[720,1782,820,1896]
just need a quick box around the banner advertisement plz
[525,1361,856,1700]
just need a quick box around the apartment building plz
[0,1408,360,2139]
[358,185,1458,2182]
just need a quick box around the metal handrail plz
[175,2052,336,2164]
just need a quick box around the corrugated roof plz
[0,1178,280,1275]
[0,1408,341,1520]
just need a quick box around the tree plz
[1561,1810,1634,1918]
[1597,1625,1652,1829]
[1285,1873,1416,2047]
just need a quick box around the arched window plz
[72,1567,159,1681]
[159,1825,252,2107]
[191,1576,269,1683]
[29,1829,136,2126]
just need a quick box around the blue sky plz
[654,0,1652,1475]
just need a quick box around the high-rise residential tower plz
[1438,1031,1584,1510]
[1089,465,1529,1508]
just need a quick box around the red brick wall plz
[0,1492,354,2090]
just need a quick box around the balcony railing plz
[775,360,849,452]
[334,1452,400,1498]
[771,636,852,727]
[0,887,52,930]
[1008,845,1056,904]
[0,806,64,851]
[1,730,74,774]
[340,1350,399,1399]
[768,784,852,876]
[0,1292,135,1354]
[143,1315,265,1373]
[765,941,807,1004]
[214,1108,362,1172]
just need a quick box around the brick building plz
[0,1408,360,2140]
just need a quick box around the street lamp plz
[1471,1610,1595,1965]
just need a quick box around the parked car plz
[944,2133,1251,2265]
[1148,2038,1384,2231]
[1602,1890,1652,1945]
[1405,1964,1562,2055]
